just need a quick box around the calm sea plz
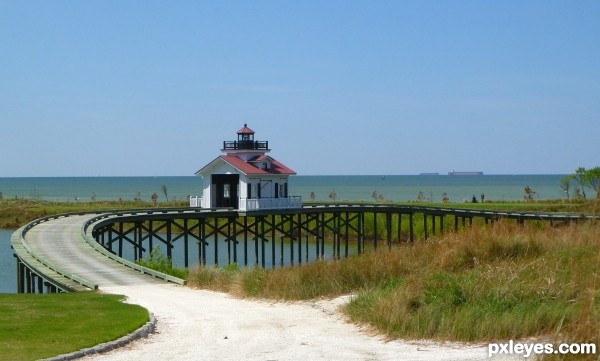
[0,174,572,293]
[0,174,568,203]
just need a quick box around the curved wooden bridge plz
[11,205,596,293]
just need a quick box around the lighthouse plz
[192,124,300,211]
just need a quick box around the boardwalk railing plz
[12,214,101,293]
[240,196,302,211]
[81,213,187,286]
[11,210,189,294]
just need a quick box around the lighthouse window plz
[223,184,230,198]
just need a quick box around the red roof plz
[220,155,296,175]
[237,123,255,135]
[249,155,267,162]
[196,155,296,176]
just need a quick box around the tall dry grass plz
[188,221,600,358]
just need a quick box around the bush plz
[136,247,188,279]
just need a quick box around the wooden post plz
[373,212,378,250]
[167,220,173,261]
[344,212,349,258]
[243,216,249,266]
[386,212,392,250]
[279,218,285,268]
[358,210,364,254]
[226,220,232,265]
[254,216,259,265]
[320,212,325,259]
[16,258,23,293]
[37,274,44,294]
[297,213,303,264]
[200,218,206,266]
[184,219,189,268]
[213,217,218,265]
[335,212,341,259]
[25,268,32,293]
[135,222,142,261]
[118,222,124,257]
[260,216,266,268]
[397,213,402,242]
[148,220,154,253]
[409,213,414,242]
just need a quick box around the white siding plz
[196,157,294,209]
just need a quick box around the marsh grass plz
[136,247,189,279]
[0,199,189,230]
[188,221,600,359]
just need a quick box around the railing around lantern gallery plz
[222,140,269,150]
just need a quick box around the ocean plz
[0,174,573,293]
[0,174,568,204]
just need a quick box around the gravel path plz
[80,284,509,361]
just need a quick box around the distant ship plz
[448,170,483,176]
[419,172,439,176]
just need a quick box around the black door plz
[212,174,239,208]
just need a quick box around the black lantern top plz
[223,124,269,151]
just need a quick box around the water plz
[291,174,568,203]
[0,174,577,293]
[0,230,16,293]
[119,234,351,270]
[0,174,569,203]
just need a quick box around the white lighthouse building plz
[191,124,300,211]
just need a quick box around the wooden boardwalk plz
[15,214,168,292]
[12,205,597,293]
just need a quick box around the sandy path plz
[80,283,511,361]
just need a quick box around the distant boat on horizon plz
[419,172,440,176]
[448,170,484,176]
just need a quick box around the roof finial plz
[244,123,247,127]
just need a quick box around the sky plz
[1,1,598,176]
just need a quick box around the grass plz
[188,221,600,359]
[0,292,149,361]
[0,198,189,230]
[136,247,189,279]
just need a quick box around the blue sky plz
[1,1,598,176]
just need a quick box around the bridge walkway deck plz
[23,215,165,289]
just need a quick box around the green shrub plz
[136,247,188,279]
